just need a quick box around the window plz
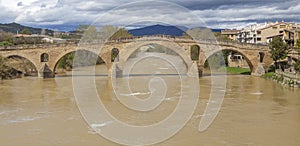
[257,38,262,41]
[280,25,286,28]
[257,31,261,35]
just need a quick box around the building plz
[227,53,249,68]
[266,29,295,46]
[259,21,295,46]
[237,21,299,45]
[221,29,239,41]
[237,23,269,44]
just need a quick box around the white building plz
[237,22,270,44]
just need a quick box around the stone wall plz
[273,70,300,88]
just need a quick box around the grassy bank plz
[261,72,275,79]
[218,67,251,75]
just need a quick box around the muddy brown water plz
[0,54,300,146]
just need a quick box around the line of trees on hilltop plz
[75,25,133,41]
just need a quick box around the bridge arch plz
[4,54,39,76]
[118,40,193,72]
[51,49,107,75]
[201,46,255,72]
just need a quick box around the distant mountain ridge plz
[128,24,223,36]
[128,25,187,36]
[0,23,53,35]
[0,23,223,37]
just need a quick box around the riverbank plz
[0,66,23,80]
[262,70,300,88]
[222,67,251,75]
[0,56,22,80]
[203,67,251,76]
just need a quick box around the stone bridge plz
[0,36,276,78]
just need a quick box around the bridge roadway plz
[0,35,281,78]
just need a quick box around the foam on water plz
[250,92,264,95]
[120,92,151,96]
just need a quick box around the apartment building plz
[236,21,299,46]
[260,21,295,46]
[236,23,269,44]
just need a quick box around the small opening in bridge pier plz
[111,48,119,62]
[191,45,200,61]
[41,53,49,62]
[259,52,265,63]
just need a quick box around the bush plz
[268,65,276,72]
[0,41,13,46]
[295,60,300,72]
[262,72,275,78]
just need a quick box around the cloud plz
[192,1,300,28]
[17,2,23,6]
[0,0,299,30]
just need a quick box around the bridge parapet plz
[0,42,78,51]
[0,35,270,51]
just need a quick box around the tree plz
[0,30,14,45]
[83,26,98,41]
[109,28,133,40]
[53,29,60,38]
[295,31,300,51]
[214,32,233,42]
[41,29,46,35]
[294,31,300,72]
[76,25,90,33]
[295,60,300,72]
[269,36,290,69]
[78,25,133,42]
[185,27,215,40]
[21,28,31,35]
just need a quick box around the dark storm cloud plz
[1,0,299,30]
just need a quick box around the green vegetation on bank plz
[262,72,275,78]
[218,67,251,75]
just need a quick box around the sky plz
[0,0,300,31]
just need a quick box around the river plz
[0,54,300,146]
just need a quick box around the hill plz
[0,22,53,35]
[128,24,223,36]
[128,25,187,36]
